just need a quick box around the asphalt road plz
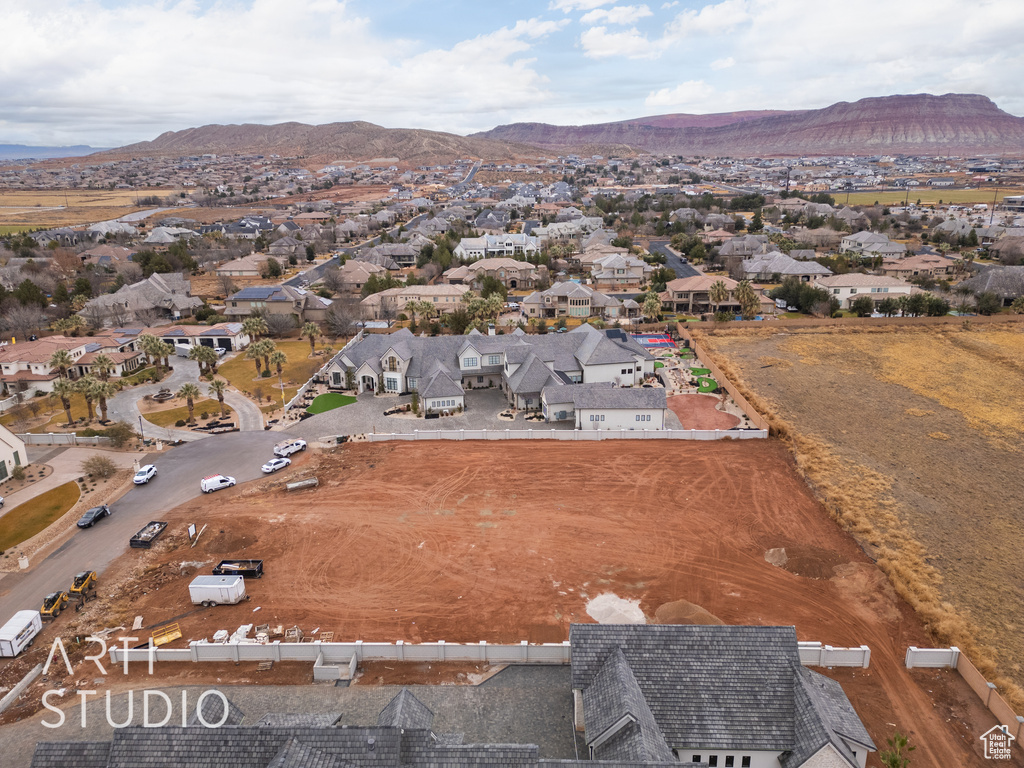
[0,431,282,622]
[647,240,700,279]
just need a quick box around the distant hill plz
[473,94,1024,156]
[101,121,535,165]
[0,144,108,161]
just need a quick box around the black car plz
[77,505,111,528]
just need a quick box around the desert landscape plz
[698,322,1024,705]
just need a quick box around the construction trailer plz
[189,575,247,607]
[0,611,42,657]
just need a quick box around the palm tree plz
[77,376,98,423]
[259,338,276,372]
[176,383,201,425]
[269,350,288,377]
[300,322,322,357]
[160,342,174,372]
[245,343,264,376]
[49,349,74,379]
[52,378,76,427]
[92,379,118,423]
[188,345,219,375]
[208,378,229,418]
[642,292,662,321]
[734,280,759,320]
[90,353,114,381]
[406,300,435,329]
[709,279,729,317]
[242,316,268,341]
[137,334,161,367]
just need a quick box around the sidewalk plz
[0,446,143,518]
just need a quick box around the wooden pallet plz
[319,632,334,643]
[257,661,273,672]
[152,622,182,647]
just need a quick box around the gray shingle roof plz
[29,742,111,768]
[186,693,245,727]
[256,713,344,728]
[571,624,801,751]
[377,689,434,730]
[542,383,666,410]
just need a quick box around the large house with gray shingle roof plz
[30,624,872,768]
[571,624,875,768]
[324,324,659,415]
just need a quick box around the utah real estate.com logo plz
[40,636,228,729]
[980,725,1015,760]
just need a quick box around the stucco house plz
[79,273,203,324]
[0,425,26,482]
[541,382,666,429]
[813,274,913,309]
[660,276,741,315]
[453,234,539,261]
[839,231,906,258]
[225,285,332,323]
[443,258,546,290]
[324,324,656,413]
[741,253,832,283]
[521,282,637,322]
[359,285,471,320]
[0,335,143,395]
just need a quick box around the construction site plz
[0,438,1004,766]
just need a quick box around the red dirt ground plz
[667,393,741,429]
[44,441,1003,765]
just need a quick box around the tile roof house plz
[660,275,741,315]
[879,253,956,279]
[0,335,143,395]
[741,253,832,283]
[718,235,776,258]
[957,265,1024,305]
[571,624,874,768]
[325,324,656,412]
[442,257,546,290]
[359,285,470,320]
[813,274,914,309]
[216,254,289,277]
[839,231,906,258]
[30,625,871,768]
[521,282,636,322]
[337,260,388,292]
[225,285,332,322]
[79,273,203,324]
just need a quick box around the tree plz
[137,333,161,367]
[305,244,316,262]
[265,313,296,336]
[975,291,1002,315]
[49,349,75,379]
[642,292,662,321]
[324,300,360,338]
[851,294,875,317]
[177,383,201,425]
[3,305,48,340]
[877,296,900,317]
[52,315,86,337]
[52,378,76,427]
[91,379,118,422]
[1011,296,1024,314]
[749,208,764,233]
[269,349,287,377]
[208,378,229,418]
[709,279,729,316]
[82,455,117,479]
[159,341,174,371]
[734,280,759,320]
[104,421,137,448]
[300,321,322,356]
[261,258,283,279]
[245,342,265,376]
[479,275,508,301]
[89,353,114,381]
[190,344,219,375]
[13,279,47,308]
[242,315,268,340]
[880,731,915,768]
[76,375,99,422]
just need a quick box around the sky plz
[2,0,1023,147]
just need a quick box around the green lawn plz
[217,340,324,408]
[654,362,665,369]
[0,481,81,552]
[690,367,711,376]
[697,377,718,394]
[307,393,358,414]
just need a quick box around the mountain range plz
[18,93,1024,164]
[0,144,108,161]
[472,94,1024,156]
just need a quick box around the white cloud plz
[710,56,735,70]
[665,0,751,37]
[0,2,568,143]
[661,1,679,8]
[580,4,653,25]
[549,0,613,11]
[646,80,717,108]
[580,26,661,59]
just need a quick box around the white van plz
[0,610,42,657]
[273,439,307,458]
[200,474,236,493]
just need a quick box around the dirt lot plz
[700,325,1024,700]
[667,393,740,429]
[3,439,991,765]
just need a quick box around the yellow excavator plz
[40,591,69,621]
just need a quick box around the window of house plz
[636,415,640,421]
[600,415,605,421]
[741,758,750,768]
[477,376,483,383]
[708,757,718,767]
[725,757,734,767]
[464,357,478,367]
[488,355,500,366]
[692,757,701,765]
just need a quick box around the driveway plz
[647,240,700,279]
[106,358,263,441]
[0,447,141,520]
[0,431,282,621]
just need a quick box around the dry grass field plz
[0,189,181,229]
[699,322,1024,706]
[840,187,1023,206]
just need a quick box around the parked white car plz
[261,457,291,474]
[273,439,307,458]
[200,474,236,493]
[133,464,157,484]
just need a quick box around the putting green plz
[697,377,718,393]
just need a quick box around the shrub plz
[261,370,271,378]
[175,419,187,427]
[81,456,116,479]
[200,411,209,420]
[11,465,26,482]
[105,421,137,448]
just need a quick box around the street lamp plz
[138,415,145,445]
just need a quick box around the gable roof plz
[377,689,434,730]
